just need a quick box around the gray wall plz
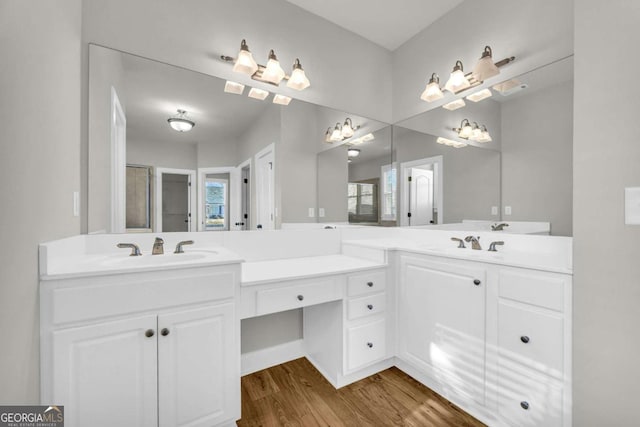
[502,81,573,236]
[0,0,82,403]
[349,155,389,183]
[573,1,640,425]
[393,127,501,223]
[317,146,349,222]
[241,310,303,353]
[197,137,240,169]
[128,138,198,171]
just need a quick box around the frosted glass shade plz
[224,81,245,95]
[167,110,195,132]
[347,148,360,157]
[248,87,269,100]
[421,81,444,102]
[477,127,492,142]
[287,59,310,91]
[459,122,473,139]
[341,121,355,139]
[444,69,470,93]
[442,99,466,111]
[330,125,342,142]
[273,94,292,105]
[466,88,492,102]
[262,57,285,84]
[472,56,500,82]
[233,49,258,75]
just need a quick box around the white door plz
[409,168,434,226]
[158,304,238,427]
[52,315,158,427]
[155,168,196,233]
[255,145,275,230]
[398,255,486,406]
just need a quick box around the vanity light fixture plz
[224,80,245,95]
[458,119,473,139]
[273,94,292,105]
[442,99,466,111]
[347,148,361,157]
[453,119,492,142]
[167,109,195,132]
[221,41,311,91]
[420,73,444,102]
[341,118,357,139]
[330,123,343,142]
[350,132,375,145]
[472,46,500,82]
[247,87,269,100]
[444,60,471,93]
[466,88,492,102]
[477,125,492,142]
[324,118,361,143]
[437,137,467,148]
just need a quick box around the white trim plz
[197,167,240,231]
[154,167,196,233]
[237,158,252,230]
[380,163,397,221]
[254,144,276,230]
[110,87,126,233]
[400,156,443,226]
[241,339,305,376]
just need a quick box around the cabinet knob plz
[367,342,374,348]
[520,335,530,344]
[145,329,155,338]
[473,279,481,286]
[297,295,304,301]
[161,328,170,337]
[520,401,530,410]
[367,281,374,287]
[367,304,374,310]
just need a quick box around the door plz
[52,315,158,427]
[255,145,275,230]
[155,168,196,232]
[409,168,434,226]
[240,165,250,230]
[398,255,486,406]
[158,304,238,427]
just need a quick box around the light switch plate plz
[491,206,498,215]
[504,206,512,216]
[625,187,640,225]
[319,208,325,218]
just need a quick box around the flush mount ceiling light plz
[221,40,311,91]
[248,87,269,100]
[324,118,360,143]
[167,109,195,132]
[453,119,492,143]
[347,148,361,157]
[421,45,515,102]
[420,73,444,102]
[466,88,492,102]
[273,94,292,105]
[224,80,245,95]
[437,137,467,148]
[442,99,466,111]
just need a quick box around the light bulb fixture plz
[324,127,334,143]
[224,80,245,95]
[222,41,311,90]
[348,158,353,163]
[437,137,467,148]
[347,148,361,158]
[472,46,500,82]
[350,133,375,145]
[477,125,492,143]
[262,50,285,85]
[341,118,357,139]
[248,87,269,100]
[453,120,492,142]
[470,122,483,140]
[442,99,466,111]
[287,58,310,91]
[232,39,258,75]
[444,60,471,93]
[167,109,195,132]
[330,123,343,142]
[273,94,292,105]
[466,88,492,102]
[324,118,360,143]
[458,119,473,139]
[420,73,444,102]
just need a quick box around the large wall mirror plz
[393,56,573,236]
[87,44,390,233]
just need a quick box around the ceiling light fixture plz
[221,40,311,91]
[466,88,492,102]
[347,148,361,158]
[224,80,245,95]
[453,119,492,143]
[273,94,292,105]
[420,73,444,102]
[442,99,466,111]
[167,109,195,132]
[248,87,269,100]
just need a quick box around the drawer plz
[256,278,342,316]
[347,270,386,297]
[346,319,386,372]
[347,293,385,321]
[498,301,564,377]
[498,270,566,311]
[497,371,563,427]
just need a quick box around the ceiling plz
[284,0,463,51]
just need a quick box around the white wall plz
[0,0,82,403]
[502,81,573,236]
[573,1,640,425]
[392,0,574,122]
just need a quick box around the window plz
[348,181,379,223]
[381,163,397,221]
[204,177,228,230]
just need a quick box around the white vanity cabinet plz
[40,265,241,427]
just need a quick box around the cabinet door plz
[158,303,238,427]
[52,315,158,427]
[398,256,486,405]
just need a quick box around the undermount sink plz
[102,250,217,267]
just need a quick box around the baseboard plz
[241,339,305,376]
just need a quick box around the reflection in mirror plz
[87,44,391,233]
[393,56,573,236]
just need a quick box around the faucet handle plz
[174,240,194,254]
[488,241,504,252]
[154,237,164,244]
[451,237,466,248]
[117,243,142,256]
[464,235,479,242]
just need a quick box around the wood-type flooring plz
[237,357,485,427]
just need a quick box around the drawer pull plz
[520,401,530,410]
[473,279,481,286]
[367,281,374,287]
[161,328,170,337]
[297,295,304,301]
[367,304,374,310]
[145,329,155,338]
[367,342,374,348]
[520,335,530,344]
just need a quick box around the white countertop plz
[241,254,386,286]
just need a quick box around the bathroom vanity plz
[39,228,572,427]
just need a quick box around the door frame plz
[197,166,241,231]
[154,167,196,233]
[254,144,276,230]
[110,87,126,233]
[400,156,443,226]
[237,158,251,230]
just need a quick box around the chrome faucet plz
[174,240,194,254]
[152,237,164,255]
[464,236,482,250]
[488,241,504,252]
[450,237,466,248]
[117,243,142,256]
[491,223,509,231]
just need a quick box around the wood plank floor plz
[237,358,485,427]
